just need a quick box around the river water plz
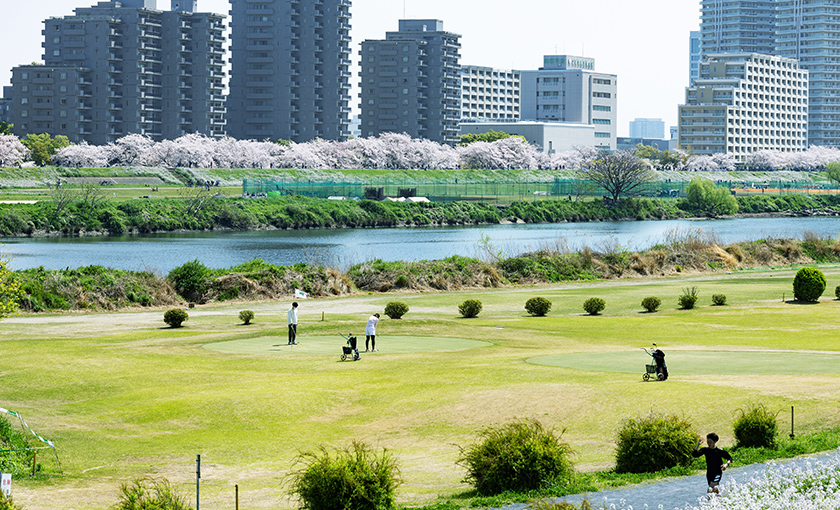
[3,216,840,272]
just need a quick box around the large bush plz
[792,267,826,302]
[680,178,739,216]
[167,260,211,302]
[458,299,483,318]
[458,419,574,495]
[641,296,661,313]
[615,413,698,473]
[384,302,409,319]
[733,403,778,449]
[114,478,191,510]
[582,297,605,315]
[525,297,552,316]
[164,308,189,328]
[290,440,401,510]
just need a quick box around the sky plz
[0,0,700,137]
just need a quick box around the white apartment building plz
[520,55,617,150]
[460,65,520,122]
[678,53,808,160]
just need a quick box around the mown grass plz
[3,267,840,509]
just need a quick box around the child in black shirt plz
[692,432,732,494]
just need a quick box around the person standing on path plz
[692,432,732,495]
[365,313,380,352]
[288,302,299,345]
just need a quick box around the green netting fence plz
[242,178,838,205]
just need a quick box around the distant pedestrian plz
[288,302,299,345]
[692,432,732,495]
[365,313,380,352]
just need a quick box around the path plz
[499,450,840,510]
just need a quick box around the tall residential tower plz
[226,0,352,142]
[11,0,226,144]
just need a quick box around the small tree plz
[792,267,826,302]
[457,419,574,495]
[576,149,654,204]
[525,297,552,316]
[681,178,738,216]
[21,133,70,166]
[290,441,401,510]
[384,301,408,319]
[164,309,189,328]
[239,310,254,325]
[459,299,483,318]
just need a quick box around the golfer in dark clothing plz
[692,432,732,494]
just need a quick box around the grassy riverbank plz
[4,265,840,510]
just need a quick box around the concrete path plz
[498,449,840,510]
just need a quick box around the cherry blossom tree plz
[0,134,29,167]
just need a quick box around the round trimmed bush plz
[583,297,605,315]
[525,297,552,316]
[793,267,826,302]
[712,294,727,306]
[239,310,255,325]
[641,296,661,313]
[290,440,401,510]
[615,413,698,473]
[164,308,189,328]
[457,418,574,495]
[384,301,409,319]
[733,403,778,449]
[459,299,483,318]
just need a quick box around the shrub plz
[0,415,32,476]
[457,418,574,496]
[239,310,254,325]
[712,294,727,306]
[167,259,210,302]
[615,413,698,473]
[290,440,401,510]
[459,299,483,318]
[115,478,191,510]
[384,301,409,319]
[733,402,778,449]
[525,297,552,316]
[0,492,23,510]
[641,296,661,313]
[529,499,593,510]
[678,286,699,309]
[163,308,189,328]
[582,297,605,315]
[793,267,826,302]
[836,285,840,300]
[395,274,408,288]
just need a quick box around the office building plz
[11,0,226,144]
[359,19,461,144]
[699,0,775,56]
[689,30,701,85]
[678,53,808,160]
[227,0,352,142]
[629,118,665,139]
[520,55,617,150]
[0,87,11,125]
[460,65,520,122]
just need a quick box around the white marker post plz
[1,473,11,496]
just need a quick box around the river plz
[3,216,840,272]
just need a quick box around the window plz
[60,72,67,80]
[593,92,611,98]
[593,78,611,85]
[21,85,28,92]
[20,110,28,117]
[402,88,408,94]
[20,98,28,104]
[593,119,611,125]
[60,110,67,118]
[53,50,61,56]
[593,105,611,111]
[21,72,28,80]
[60,85,67,92]
[594,132,611,138]
[53,37,60,43]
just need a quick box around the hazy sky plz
[0,0,700,137]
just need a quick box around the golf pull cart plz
[642,343,668,381]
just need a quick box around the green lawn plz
[3,267,840,509]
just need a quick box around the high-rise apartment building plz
[678,53,808,160]
[776,1,840,147]
[520,55,617,150]
[11,0,226,144]
[227,0,352,142]
[460,65,520,122]
[359,20,461,144]
[699,0,776,56]
[689,31,701,85]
